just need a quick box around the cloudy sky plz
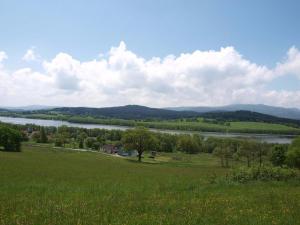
[1,0,300,108]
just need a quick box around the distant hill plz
[38,105,201,120]
[12,105,298,127]
[202,110,300,127]
[167,104,300,120]
[2,104,300,128]
[1,105,56,111]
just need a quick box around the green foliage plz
[229,166,299,183]
[84,137,98,150]
[155,133,177,152]
[0,125,22,152]
[286,137,300,168]
[77,132,87,149]
[176,134,202,154]
[39,127,48,143]
[238,140,258,167]
[213,139,235,167]
[203,137,219,153]
[270,145,288,167]
[122,127,158,161]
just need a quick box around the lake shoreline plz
[0,116,297,144]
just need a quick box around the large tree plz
[0,126,22,152]
[122,127,157,162]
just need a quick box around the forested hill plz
[38,105,202,120]
[202,110,300,127]
[3,105,300,127]
[168,104,300,120]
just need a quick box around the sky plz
[0,0,300,108]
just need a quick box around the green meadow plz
[140,120,300,134]
[0,143,299,225]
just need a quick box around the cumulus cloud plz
[0,42,300,107]
[22,47,39,62]
[0,51,7,63]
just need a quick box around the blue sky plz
[1,0,299,66]
[0,0,300,107]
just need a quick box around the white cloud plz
[22,47,39,62]
[275,46,300,79]
[0,43,300,108]
[0,51,7,63]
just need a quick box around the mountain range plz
[1,104,300,122]
[166,104,300,120]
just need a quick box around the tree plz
[238,140,257,167]
[213,139,234,167]
[286,137,300,169]
[77,132,87,149]
[122,127,157,162]
[176,134,201,154]
[39,127,48,143]
[270,145,287,167]
[203,137,218,153]
[156,133,177,152]
[55,126,70,147]
[213,146,225,167]
[84,137,96,149]
[0,126,22,152]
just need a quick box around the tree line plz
[0,122,299,168]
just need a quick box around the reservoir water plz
[0,116,295,144]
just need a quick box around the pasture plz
[0,144,299,225]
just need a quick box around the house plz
[118,149,138,157]
[102,144,118,154]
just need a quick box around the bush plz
[229,166,299,183]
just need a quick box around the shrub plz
[229,166,299,183]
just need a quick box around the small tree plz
[213,146,225,167]
[39,127,48,143]
[77,132,87,149]
[84,137,96,149]
[213,139,234,167]
[238,140,257,167]
[122,127,157,162]
[270,145,287,167]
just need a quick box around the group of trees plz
[1,121,299,167]
[211,139,269,168]
[271,138,300,169]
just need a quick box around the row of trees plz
[2,122,299,168]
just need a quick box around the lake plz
[0,116,295,144]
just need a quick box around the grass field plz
[1,144,300,225]
[140,120,300,134]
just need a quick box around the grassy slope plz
[0,144,300,225]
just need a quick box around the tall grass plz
[0,144,299,225]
